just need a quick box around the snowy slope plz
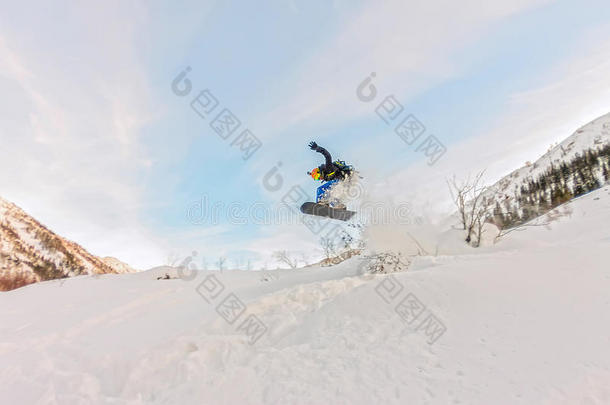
[0,196,134,290]
[0,186,609,404]
[488,112,610,199]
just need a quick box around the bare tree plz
[319,237,336,264]
[473,195,496,247]
[447,171,495,246]
[166,252,180,267]
[447,174,476,230]
[217,257,226,272]
[494,204,572,243]
[464,172,487,243]
[300,253,310,267]
[272,250,298,269]
[406,232,428,255]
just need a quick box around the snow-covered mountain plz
[488,112,610,199]
[0,196,134,291]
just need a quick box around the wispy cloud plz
[0,2,162,268]
[251,0,554,138]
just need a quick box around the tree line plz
[493,143,609,229]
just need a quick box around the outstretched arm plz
[308,141,333,168]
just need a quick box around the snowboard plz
[300,202,356,221]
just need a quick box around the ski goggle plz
[309,168,321,180]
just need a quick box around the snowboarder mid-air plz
[301,142,356,221]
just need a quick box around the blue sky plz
[2,0,610,269]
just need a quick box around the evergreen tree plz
[538,194,550,212]
[501,143,608,229]
[492,201,505,228]
[573,168,585,196]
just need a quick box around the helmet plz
[308,167,321,180]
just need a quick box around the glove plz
[308,141,318,150]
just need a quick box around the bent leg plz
[316,181,337,203]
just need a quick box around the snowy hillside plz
[1,186,609,404]
[488,112,610,199]
[0,196,134,291]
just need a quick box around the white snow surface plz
[1,187,609,405]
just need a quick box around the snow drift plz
[1,185,609,404]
